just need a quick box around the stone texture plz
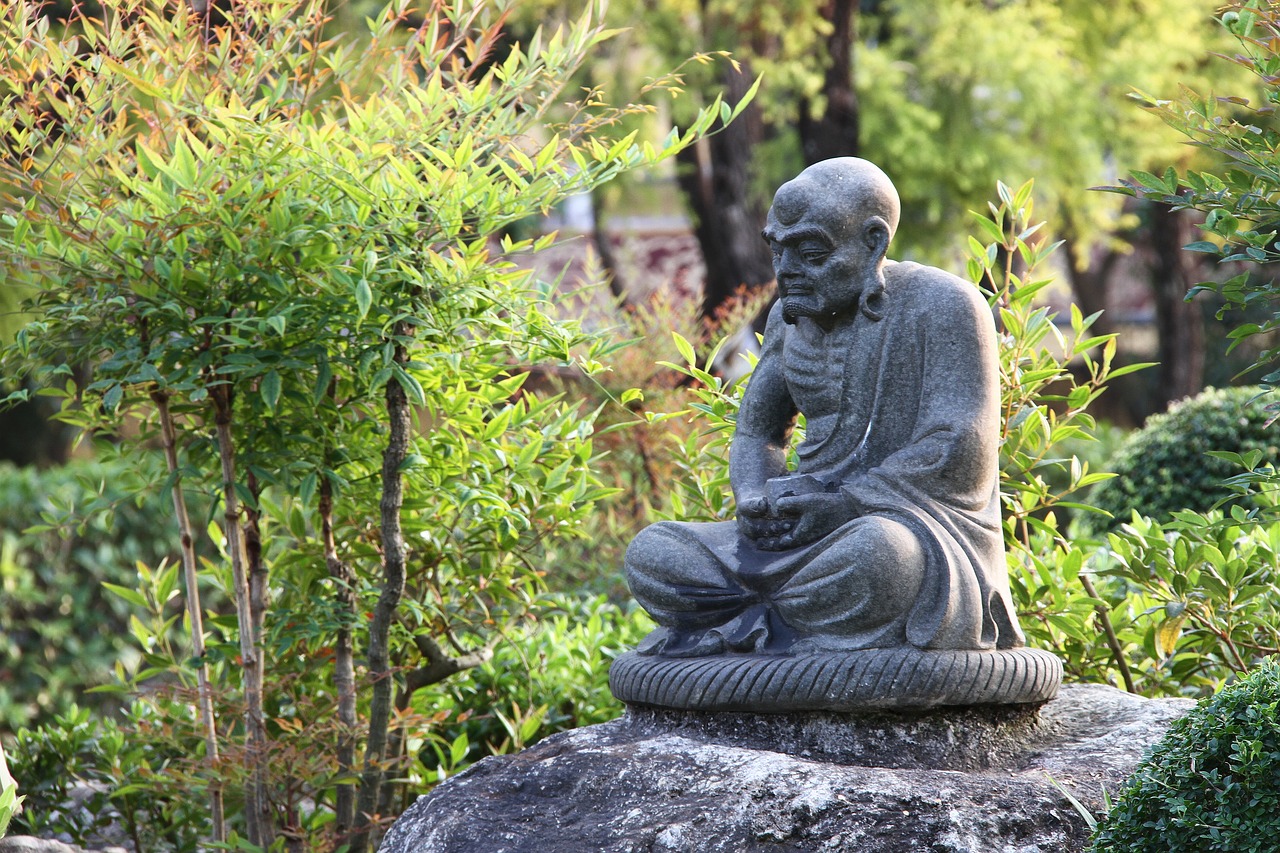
[0,840,126,853]
[380,684,1192,853]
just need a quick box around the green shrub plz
[411,594,652,776]
[0,452,207,731]
[4,595,651,844]
[1085,386,1279,532]
[7,702,210,849]
[1090,657,1280,852]
[1099,502,1280,696]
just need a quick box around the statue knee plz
[624,521,737,613]
[773,516,926,636]
[862,517,926,577]
[623,521,683,580]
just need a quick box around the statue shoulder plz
[884,261,989,322]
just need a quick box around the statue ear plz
[861,216,891,259]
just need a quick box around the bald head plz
[765,158,900,246]
[763,159,900,326]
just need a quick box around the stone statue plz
[610,158,1061,710]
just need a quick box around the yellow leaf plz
[1155,612,1187,658]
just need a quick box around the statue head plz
[763,158,900,325]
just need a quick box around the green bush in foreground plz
[1085,385,1278,533]
[7,594,648,845]
[1090,658,1280,852]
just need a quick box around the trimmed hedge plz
[1090,658,1280,852]
[1086,386,1279,532]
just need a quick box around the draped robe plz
[625,261,1025,655]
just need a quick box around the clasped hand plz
[738,490,852,551]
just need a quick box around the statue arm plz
[853,280,1000,509]
[730,302,796,518]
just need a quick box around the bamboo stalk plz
[152,388,226,842]
[210,383,275,848]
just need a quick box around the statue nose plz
[775,247,802,279]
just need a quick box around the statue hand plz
[736,492,775,541]
[767,492,853,550]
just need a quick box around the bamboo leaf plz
[102,582,149,610]
[356,279,372,320]
[261,370,282,413]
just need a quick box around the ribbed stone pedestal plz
[609,646,1063,711]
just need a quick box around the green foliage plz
[1085,386,1280,532]
[0,452,210,731]
[534,286,771,598]
[854,0,1244,261]
[0,783,19,838]
[7,703,210,849]
[0,0,744,843]
[965,183,1146,681]
[6,595,652,843]
[0,740,20,838]
[412,594,652,775]
[1117,2,1280,385]
[1089,658,1280,852]
[1100,504,1280,693]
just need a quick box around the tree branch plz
[402,634,494,699]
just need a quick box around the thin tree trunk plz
[353,333,413,851]
[591,187,628,306]
[241,468,274,842]
[244,471,267,657]
[675,63,775,319]
[320,471,358,844]
[209,382,274,849]
[151,388,226,843]
[799,0,859,165]
[1149,201,1206,409]
[1061,232,1118,341]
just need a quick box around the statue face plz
[764,185,879,326]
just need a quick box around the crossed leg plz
[625,515,927,655]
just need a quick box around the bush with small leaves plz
[0,0,746,845]
[1090,657,1280,852]
[0,451,213,731]
[1085,386,1279,532]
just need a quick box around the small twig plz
[1080,573,1135,693]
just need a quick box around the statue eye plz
[798,239,830,263]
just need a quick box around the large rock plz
[0,840,127,853]
[380,684,1192,853]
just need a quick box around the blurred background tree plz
[499,0,1250,419]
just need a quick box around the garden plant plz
[0,0,749,847]
[1089,656,1280,852]
[1085,385,1280,532]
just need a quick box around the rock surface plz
[0,840,126,853]
[380,684,1192,853]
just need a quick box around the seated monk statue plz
[625,157,1026,658]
